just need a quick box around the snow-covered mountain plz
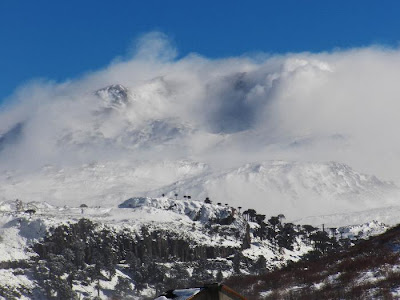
[148,161,399,220]
[0,159,397,220]
[0,79,398,222]
[5,38,400,299]
[0,159,209,207]
[95,84,131,110]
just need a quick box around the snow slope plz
[295,205,400,227]
[0,197,248,262]
[0,159,396,221]
[0,196,394,299]
[0,197,304,299]
[149,161,399,219]
[0,160,209,207]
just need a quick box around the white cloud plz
[1,34,400,185]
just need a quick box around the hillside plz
[294,205,400,227]
[0,160,209,207]
[149,161,398,219]
[0,159,397,221]
[0,196,378,299]
[225,224,400,299]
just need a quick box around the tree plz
[103,244,117,279]
[113,277,133,299]
[242,224,251,249]
[216,270,223,282]
[268,216,281,230]
[70,239,86,268]
[33,255,78,300]
[253,255,267,274]
[302,224,318,234]
[163,264,190,290]
[48,254,67,278]
[232,252,242,274]
[247,209,257,222]
[310,231,334,254]
[61,248,77,287]
[255,214,266,224]
[52,277,78,300]
[89,246,105,284]
[255,221,267,240]
[277,223,296,250]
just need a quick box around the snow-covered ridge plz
[0,195,394,299]
[119,197,235,223]
[0,200,54,212]
[149,161,399,219]
[295,205,400,227]
[0,159,210,207]
[337,220,388,240]
[0,159,397,221]
[0,196,247,252]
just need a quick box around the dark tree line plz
[31,218,250,299]
[28,205,352,299]
[243,209,349,257]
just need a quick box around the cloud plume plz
[1,33,400,185]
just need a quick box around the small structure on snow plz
[155,283,246,300]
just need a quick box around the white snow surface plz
[148,161,399,220]
[0,159,209,207]
[0,197,245,263]
[295,205,400,227]
[0,196,395,299]
[0,198,244,299]
[0,159,398,221]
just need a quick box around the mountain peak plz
[95,84,130,109]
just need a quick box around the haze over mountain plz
[1,33,400,219]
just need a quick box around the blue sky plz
[1,0,399,103]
